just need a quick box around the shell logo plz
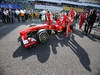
[59,26,63,31]
[49,25,52,29]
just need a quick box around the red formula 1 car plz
[19,23,65,48]
[19,10,76,48]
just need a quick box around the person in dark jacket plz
[9,9,14,23]
[84,9,97,35]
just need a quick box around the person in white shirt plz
[15,9,20,22]
[20,9,26,22]
[15,9,20,16]
[3,9,9,23]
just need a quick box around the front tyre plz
[37,29,49,43]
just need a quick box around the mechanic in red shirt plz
[78,12,87,31]
[46,11,53,25]
[65,9,76,37]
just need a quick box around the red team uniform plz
[46,9,76,37]
[66,9,76,36]
[46,11,53,25]
[79,12,87,30]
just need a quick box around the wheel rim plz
[38,31,49,43]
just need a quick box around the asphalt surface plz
[0,20,100,75]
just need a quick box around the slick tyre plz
[37,29,49,43]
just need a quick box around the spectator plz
[0,8,5,23]
[9,9,14,23]
[0,8,2,22]
[3,9,9,23]
[20,9,25,22]
[15,9,20,22]
[25,9,29,21]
